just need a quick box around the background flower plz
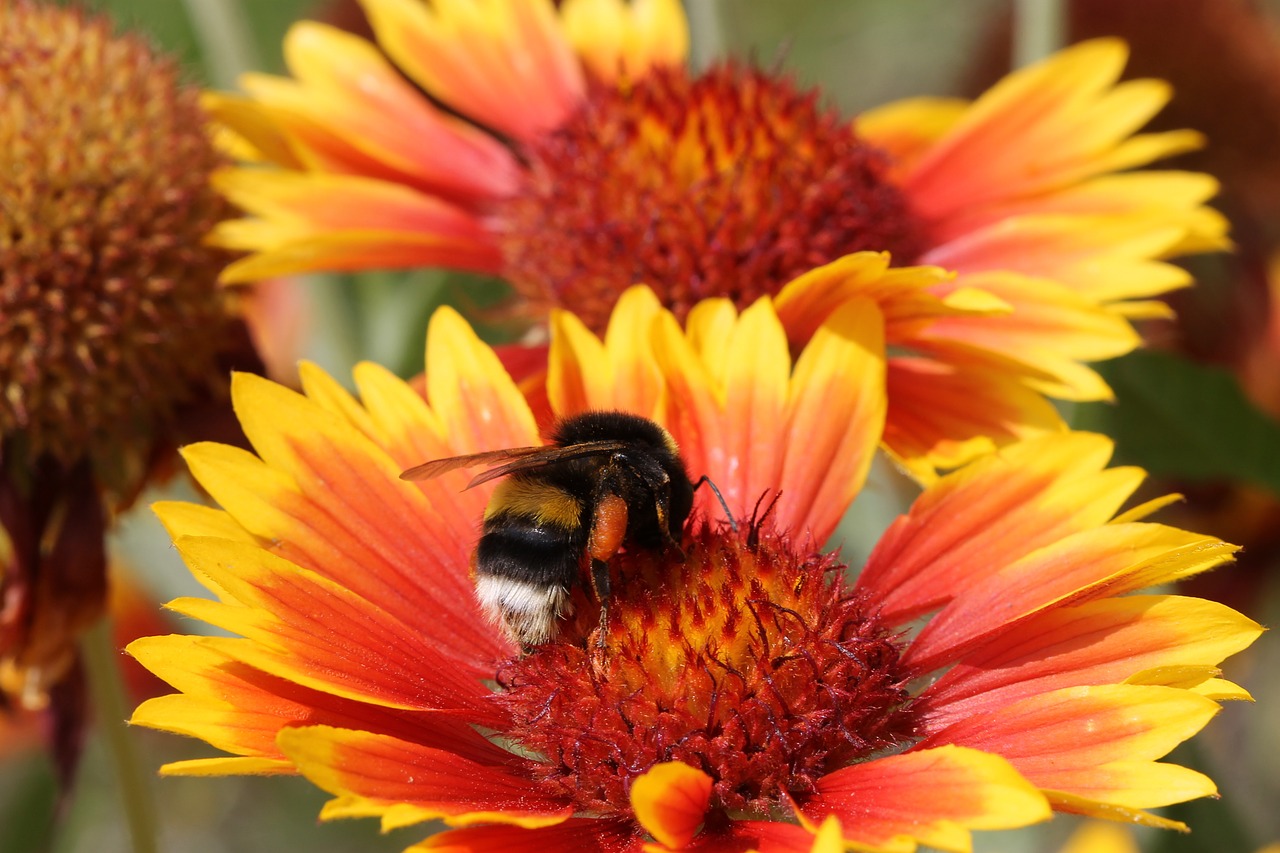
[0,0,263,787]
[205,0,1224,478]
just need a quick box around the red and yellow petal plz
[128,635,513,773]
[775,298,885,542]
[934,171,1227,253]
[278,725,573,831]
[413,819,641,853]
[900,39,1193,220]
[162,536,502,719]
[902,522,1238,673]
[854,97,968,181]
[210,170,502,283]
[857,432,1144,621]
[425,305,543,454]
[925,215,1195,310]
[631,761,713,849]
[561,0,688,83]
[357,0,584,142]
[917,595,1263,728]
[883,356,1065,482]
[802,745,1050,853]
[772,253,964,348]
[548,286,667,421]
[917,271,1140,402]
[920,685,1219,816]
[190,373,502,653]
[651,294,887,540]
[264,21,520,203]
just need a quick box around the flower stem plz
[685,0,725,71]
[1013,0,1068,66]
[80,618,158,853]
[179,0,260,88]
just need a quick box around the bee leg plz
[590,558,611,648]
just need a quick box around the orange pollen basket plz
[496,63,928,332]
[494,518,918,817]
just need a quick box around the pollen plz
[495,517,919,818]
[496,62,929,332]
[0,2,239,479]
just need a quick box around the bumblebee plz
[401,411,695,646]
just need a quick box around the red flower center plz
[495,518,918,818]
[496,62,928,332]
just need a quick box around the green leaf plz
[1074,350,1280,497]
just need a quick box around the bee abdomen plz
[475,516,583,645]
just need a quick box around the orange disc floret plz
[496,518,918,816]
[498,62,928,331]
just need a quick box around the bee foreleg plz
[590,557,611,648]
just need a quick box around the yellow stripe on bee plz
[656,423,680,457]
[484,478,583,529]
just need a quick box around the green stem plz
[1013,0,1068,66]
[81,619,158,853]
[685,0,725,71]
[180,0,261,88]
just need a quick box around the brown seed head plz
[0,1,238,483]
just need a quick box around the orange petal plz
[776,298,886,542]
[413,819,639,852]
[203,91,304,168]
[276,21,519,203]
[548,286,667,421]
[278,725,573,831]
[561,0,688,83]
[920,684,1219,810]
[855,97,969,181]
[923,215,1192,307]
[164,536,502,721]
[804,745,1050,852]
[903,523,1238,672]
[857,432,1135,620]
[128,635,511,770]
[718,817,846,853]
[917,595,1262,728]
[903,40,1180,219]
[882,355,1065,482]
[425,306,543,455]
[630,761,713,849]
[358,0,584,142]
[652,309,733,521]
[772,253,959,347]
[918,271,1139,402]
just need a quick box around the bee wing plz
[399,446,547,482]
[463,441,632,489]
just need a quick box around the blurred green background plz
[6,1,1280,852]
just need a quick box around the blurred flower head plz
[130,291,1259,852]
[0,0,243,485]
[0,0,258,767]
[207,0,1226,478]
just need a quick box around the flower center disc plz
[496,522,918,818]
[496,63,928,332]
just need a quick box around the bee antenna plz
[692,475,738,532]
